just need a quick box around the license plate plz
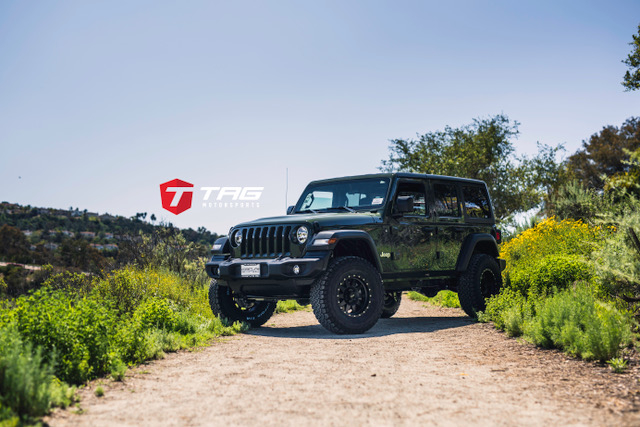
[240,264,260,278]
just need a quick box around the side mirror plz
[286,205,295,215]
[395,196,414,215]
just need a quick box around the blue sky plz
[1,1,638,234]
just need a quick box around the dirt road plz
[48,298,640,426]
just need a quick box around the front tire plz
[457,254,501,318]
[208,279,276,327]
[381,291,402,318]
[310,256,384,334]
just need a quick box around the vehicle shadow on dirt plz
[249,316,474,340]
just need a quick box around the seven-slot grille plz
[238,225,293,258]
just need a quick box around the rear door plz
[429,180,465,271]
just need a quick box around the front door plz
[386,179,437,275]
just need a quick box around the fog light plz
[293,265,300,275]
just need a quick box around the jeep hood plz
[233,212,382,229]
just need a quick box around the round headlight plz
[234,230,243,246]
[296,226,309,244]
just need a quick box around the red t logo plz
[160,179,194,215]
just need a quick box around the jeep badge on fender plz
[205,173,506,334]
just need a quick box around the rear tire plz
[311,256,384,334]
[381,291,402,318]
[458,254,501,318]
[208,279,276,327]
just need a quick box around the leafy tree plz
[604,147,640,195]
[58,238,105,272]
[565,117,640,190]
[0,224,30,263]
[623,24,640,91]
[381,114,563,220]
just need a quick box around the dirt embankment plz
[48,298,640,426]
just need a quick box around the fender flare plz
[211,236,231,255]
[308,230,383,272]
[455,234,499,272]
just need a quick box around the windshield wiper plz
[297,208,318,214]
[325,206,356,213]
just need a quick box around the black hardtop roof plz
[307,172,487,186]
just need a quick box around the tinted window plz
[296,178,390,212]
[396,181,427,216]
[463,185,492,219]
[433,183,460,217]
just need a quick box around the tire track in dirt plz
[47,297,640,426]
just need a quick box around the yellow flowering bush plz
[501,217,605,273]
[482,217,608,339]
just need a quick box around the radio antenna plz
[285,168,289,208]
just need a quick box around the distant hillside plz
[0,202,218,245]
[0,202,219,269]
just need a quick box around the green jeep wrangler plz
[205,173,505,334]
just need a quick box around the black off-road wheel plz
[381,291,402,318]
[457,254,502,318]
[208,279,276,327]
[310,256,384,334]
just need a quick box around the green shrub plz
[407,290,460,308]
[607,357,628,373]
[0,326,54,420]
[508,254,594,300]
[0,266,250,423]
[593,209,640,306]
[501,304,526,337]
[275,300,308,313]
[0,403,19,426]
[407,291,429,302]
[523,286,632,361]
[483,226,598,331]
[480,288,530,331]
[133,298,178,331]
[548,181,604,222]
[109,359,127,381]
[93,267,211,317]
[42,270,94,295]
[9,288,118,384]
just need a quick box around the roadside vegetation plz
[478,216,635,361]
[386,114,640,367]
[275,300,310,313]
[0,219,313,424]
[0,227,243,425]
[408,290,460,308]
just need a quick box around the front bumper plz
[205,251,331,299]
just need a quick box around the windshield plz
[295,177,390,213]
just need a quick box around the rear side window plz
[462,185,492,219]
[433,183,460,217]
